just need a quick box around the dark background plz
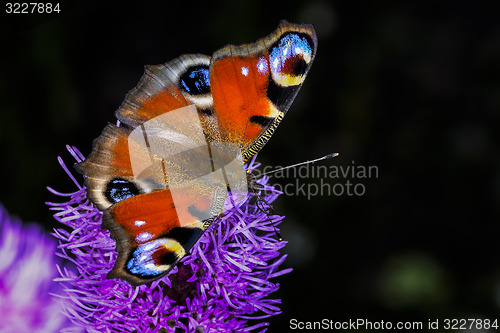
[1,0,499,331]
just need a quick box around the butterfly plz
[76,21,317,286]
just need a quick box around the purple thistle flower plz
[0,204,80,333]
[48,145,291,333]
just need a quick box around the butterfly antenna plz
[262,153,339,176]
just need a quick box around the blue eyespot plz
[269,33,313,76]
[126,240,178,277]
[179,65,210,95]
[105,178,139,203]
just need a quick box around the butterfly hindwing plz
[75,124,140,211]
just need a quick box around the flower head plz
[0,204,79,333]
[49,145,291,333]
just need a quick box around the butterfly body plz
[77,21,317,285]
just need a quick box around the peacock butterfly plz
[76,21,317,285]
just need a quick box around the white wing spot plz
[257,58,268,73]
[136,232,154,243]
[241,66,249,76]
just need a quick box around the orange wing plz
[209,21,317,160]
